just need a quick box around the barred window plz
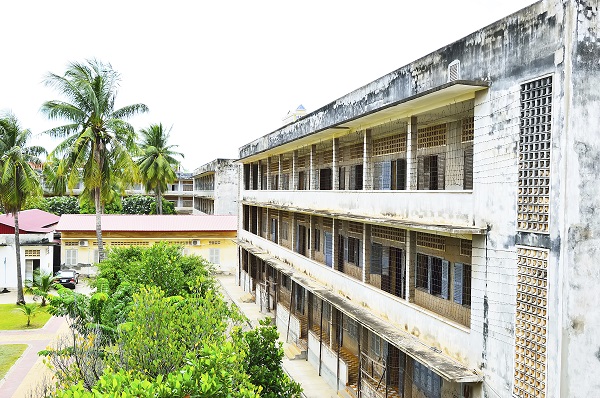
[413,360,442,398]
[344,316,358,339]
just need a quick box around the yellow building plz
[56,214,237,274]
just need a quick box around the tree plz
[42,196,80,215]
[137,124,183,214]
[121,195,175,215]
[15,303,41,327]
[25,270,57,306]
[0,112,45,305]
[41,59,148,262]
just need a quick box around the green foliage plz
[24,270,58,306]
[96,243,214,296]
[15,303,42,327]
[121,195,175,215]
[242,319,303,398]
[79,195,122,214]
[42,196,80,215]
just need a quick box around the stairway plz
[284,342,307,360]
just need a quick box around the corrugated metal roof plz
[56,214,237,232]
[0,209,60,233]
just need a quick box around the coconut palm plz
[15,303,41,327]
[137,123,183,214]
[25,270,57,306]
[41,59,148,261]
[0,112,45,305]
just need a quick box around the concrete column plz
[277,211,282,246]
[278,154,283,190]
[309,215,315,260]
[363,129,373,190]
[407,116,418,190]
[266,158,272,190]
[310,144,318,190]
[405,230,416,302]
[292,150,298,190]
[363,223,371,283]
[333,138,340,190]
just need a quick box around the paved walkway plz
[217,274,338,398]
[0,292,70,398]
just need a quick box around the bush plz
[43,196,80,215]
[122,195,176,215]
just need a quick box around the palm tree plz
[25,270,57,306]
[137,123,183,214]
[15,303,41,327]
[0,112,45,305]
[41,59,148,261]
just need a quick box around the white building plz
[235,1,600,397]
[193,159,239,216]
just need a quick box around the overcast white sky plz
[1,0,536,171]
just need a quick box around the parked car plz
[55,269,79,289]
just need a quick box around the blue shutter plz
[454,263,464,304]
[382,247,390,276]
[427,256,432,294]
[371,243,382,274]
[441,260,449,299]
[324,232,333,267]
[382,161,392,190]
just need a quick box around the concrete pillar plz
[266,158,272,190]
[291,213,296,252]
[278,154,283,190]
[407,116,418,190]
[333,138,340,190]
[292,150,298,190]
[363,129,373,190]
[363,223,371,283]
[310,144,318,190]
[405,230,416,302]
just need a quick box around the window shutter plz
[357,239,362,267]
[373,162,383,190]
[463,147,473,190]
[396,159,407,190]
[324,232,333,267]
[271,219,276,241]
[417,156,426,190]
[344,237,349,262]
[382,247,390,276]
[454,262,464,304]
[349,166,356,190]
[339,167,346,190]
[382,161,392,190]
[371,243,382,274]
[441,260,449,299]
[437,152,446,190]
[427,256,432,294]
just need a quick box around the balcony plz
[242,189,477,232]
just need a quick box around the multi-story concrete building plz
[235,1,600,397]
[193,159,239,216]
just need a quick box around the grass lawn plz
[0,344,27,379]
[0,304,52,330]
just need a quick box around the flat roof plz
[237,239,483,383]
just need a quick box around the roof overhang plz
[236,239,483,383]
[239,80,489,162]
[241,200,486,235]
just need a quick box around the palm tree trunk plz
[14,212,25,305]
[157,188,163,215]
[95,187,105,262]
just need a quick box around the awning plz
[236,239,483,383]
[241,200,486,235]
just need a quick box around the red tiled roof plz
[0,209,60,233]
[56,214,237,233]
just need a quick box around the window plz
[281,274,291,290]
[350,165,363,190]
[344,316,358,339]
[243,164,250,190]
[281,222,289,240]
[298,171,306,190]
[270,218,278,242]
[209,248,220,264]
[338,167,346,190]
[324,232,333,267]
[370,333,381,358]
[319,168,332,190]
[453,263,472,307]
[314,228,321,251]
[374,160,406,190]
[413,360,442,398]
[65,249,78,266]
[347,237,361,266]
[251,164,259,190]
[418,154,445,190]
[416,254,449,299]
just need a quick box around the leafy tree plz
[25,270,57,306]
[15,303,41,327]
[41,59,148,262]
[42,196,80,215]
[242,319,302,398]
[96,243,214,296]
[121,195,175,215]
[137,124,183,214]
[0,112,45,304]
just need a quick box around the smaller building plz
[56,214,238,274]
[0,209,60,289]
[164,172,195,214]
[193,159,239,216]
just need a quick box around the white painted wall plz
[0,233,55,289]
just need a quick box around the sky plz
[1,0,537,171]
